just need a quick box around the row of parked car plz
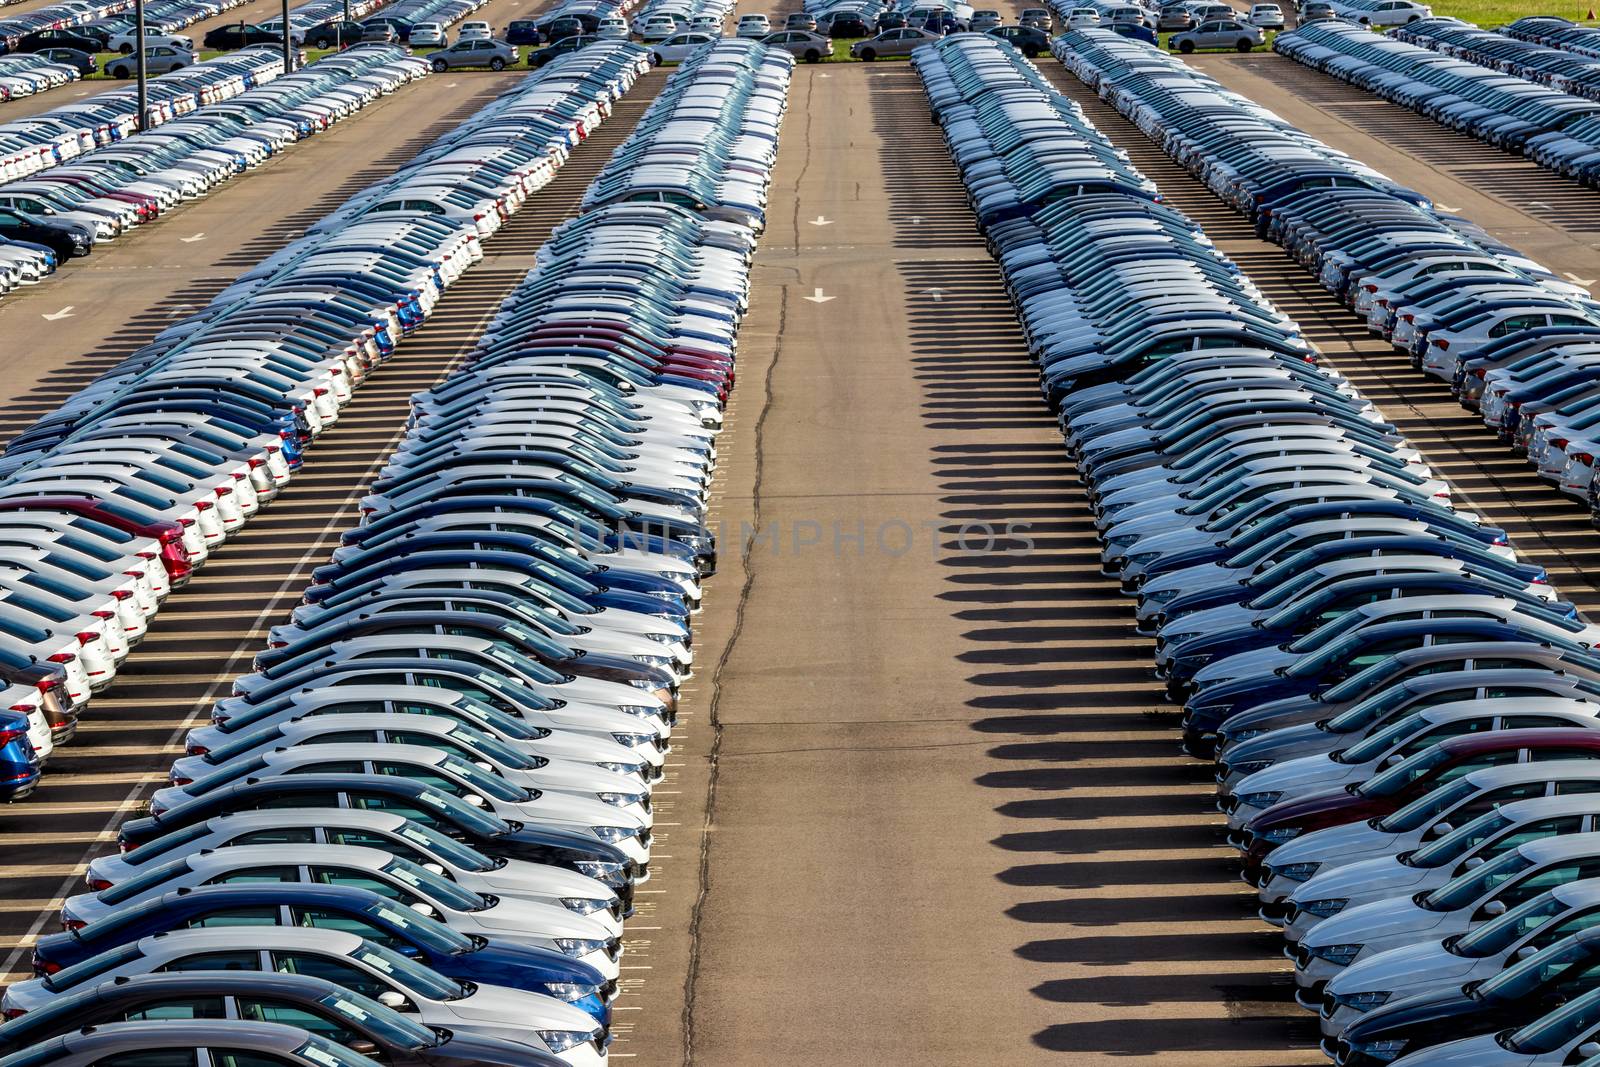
[1504,15,1600,61]
[0,37,790,1067]
[0,43,426,291]
[1275,21,1600,185]
[0,0,131,56]
[0,52,81,104]
[1390,18,1600,105]
[1032,27,1600,1067]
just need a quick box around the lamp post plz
[282,0,292,71]
[133,0,147,131]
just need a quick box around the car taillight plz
[187,743,208,755]
[87,877,111,891]
[1472,368,1488,379]
[195,500,214,511]
[178,517,196,528]
[92,610,116,621]
[0,728,26,748]
[1552,438,1570,450]
[74,631,97,646]
[4,1005,27,1017]
[170,775,192,786]
[1576,452,1596,465]
[46,653,74,665]
[36,678,56,695]
[215,485,233,497]
[1433,338,1449,350]
[60,918,84,931]
[248,457,267,468]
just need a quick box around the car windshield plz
[1409,809,1514,867]
[1325,684,1420,732]
[381,856,486,911]
[1377,777,1478,832]
[295,1033,382,1067]
[393,818,496,871]
[319,988,437,1049]
[1423,850,1535,911]
[1508,983,1600,1052]
[1453,891,1569,957]
[1357,744,1453,797]
[1339,715,1428,764]
[438,754,528,802]
[357,897,474,953]
[350,938,465,999]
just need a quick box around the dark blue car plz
[0,708,39,802]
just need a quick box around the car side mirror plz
[422,862,445,875]
[1514,945,1540,961]
[410,901,439,919]
[377,990,411,1011]
[1462,855,1484,870]
[1576,1040,1600,1060]
[462,794,485,807]
[1427,822,1453,838]
[1483,900,1507,917]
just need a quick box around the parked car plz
[428,38,517,70]
[1170,16,1265,49]
[760,29,832,62]
[850,26,940,59]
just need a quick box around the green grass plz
[1426,0,1598,24]
[83,44,348,80]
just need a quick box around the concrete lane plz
[628,62,1321,1067]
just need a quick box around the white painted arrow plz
[1434,203,1461,212]
[1529,201,1553,211]
[808,216,833,227]
[1566,272,1598,287]
[802,287,835,304]
[180,232,206,243]
[40,306,74,321]
[923,287,947,302]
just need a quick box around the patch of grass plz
[1426,0,1599,25]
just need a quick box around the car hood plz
[1327,938,1486,1001]
[1235,752,1354,801]
[1222,721,1338,769]
[446,981,596,1030]
[1303,894,1441,953]
[1266,820,1401,877]
[1342,984,1473,1042]
[1193,644,1299,686]
[1290,854,1431,908]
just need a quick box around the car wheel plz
[431,57,447,71]
[649,51,662,64]
[118,43,133,53]
[1407,13,1419,20]
[1177,38,1194,52]
[1236,38,1252,50]
[489,56,505,69]
[112,64,130,78]
[170,63,182,70]
[803,48,820,61]
[1022,44,1040,57]
[859,46,875,59]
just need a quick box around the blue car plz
[29,883,615,1023]
[0,708,39,802]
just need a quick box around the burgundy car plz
[1237,728,1600,879]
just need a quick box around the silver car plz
[1168,16,1265,50]
[759,29,833,62]
[428,37,517,71]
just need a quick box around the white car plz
[637,14,681,40]
[409,20,448,45]
[0,927,609,1067]
[596,16,629,38]
[650,30,719,62]
[83,807,622,929]
[735,13,770,36]
[1066,6,1102,26]
[1248,2,1285,25]
[106,28,193,53]
[457,20,492,39]
[1338,0,1431,24]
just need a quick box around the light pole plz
[282,0,292,71]
[133,0,147,131]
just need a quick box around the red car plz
[0,496,193,585]
[1237,728,1600,878]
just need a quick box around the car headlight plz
[1128,551,1162,567]
[611,731,655,747]
[1226,728,1264,743]
[559,896,612,916]
[1239,791,1284,809]
[596,791,645,808]
[596,760,646,776]
[1335,989,1391,1012]
[553,937,608,958]
[616,705,661,721]
[1226,760,1271,778]
[572,859,628,885]
[1261,827,1301,843]
[645,632,678,645]
[591,825,640,842]
[626,678,656,690]
[1274,862,1320,883]
[630,654,673,671]
[1300,898,1347,919]
[537,1029,598,1053]
[542,981,602,1001]
[1348,1038,1408,1062]
[1310,943,1363,966]
[1145,588,1181,603]
[1109,533,1140,547]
